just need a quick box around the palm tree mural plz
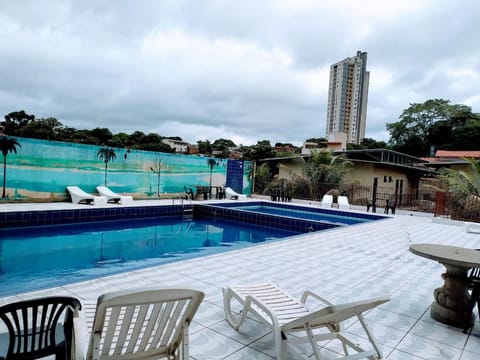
[1,136,21,198]
[97,147,116,186]
[207,158,218,199]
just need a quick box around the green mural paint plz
[2,137,251,201]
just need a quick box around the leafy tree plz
[301,151,352,200]
[212,138,236,158]
[1,136,21,198]
[2,111,35,136]
[129,131,146,145]
[197,140,212,155]
[71,129,99,144]
[21,117,63,140]
[90,128,113,145]
[347,138,388,150]
[449,120,480,150]
[386,99,478,156]
[242,140,275,161]
[56,126,78,141]
[110,132,131,148]
[97,147,116,186]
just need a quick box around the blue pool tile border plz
[211,201,386,221]
[195,203,341,233]
[0,205,190,228]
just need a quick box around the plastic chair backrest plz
[87,288,204,360]
[0,296,81,360]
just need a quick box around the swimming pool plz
[219,204,367,225]
[0,201,386,296]
[199,201,386,226]
[0,216,298,296]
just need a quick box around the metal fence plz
[434,191,480,223]
[263,181,479,222]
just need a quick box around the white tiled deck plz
[1,200,480,359]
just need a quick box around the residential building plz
[422,150,480,175]
[257,149,436,208]
[161,138,189,153]
[326,51,369,145]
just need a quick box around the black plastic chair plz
[0,296,82,360]
[464,266,480,333]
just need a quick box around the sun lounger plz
[96,186,133,205]
[320,194,333,208]
[225,187,247,200]
[67,186,107,205]
[338,196,350,210]
[223,282,389,360]
[85,288,204,360]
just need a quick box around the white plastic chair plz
[96,186,133,205]
[223,283,389,360]
[320,194,333,209]
[86,288,204,360]
[67,186,107,206]
[338,196,351,210]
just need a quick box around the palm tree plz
[207,158,218,199]
[1,136,21,198]
[97,147,116,186]
[437,157,480,219]
[301,151,352,200]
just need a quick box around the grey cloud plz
[0,0,478,146]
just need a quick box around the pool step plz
[183,208,193,221]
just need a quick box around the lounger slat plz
[87,289,204,359]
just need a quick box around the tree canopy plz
[347,138,388,150]
[386,99,480,157]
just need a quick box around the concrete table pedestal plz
[430,263,473,327]
[410,244,480,328]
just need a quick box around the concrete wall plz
[1,137,252,201]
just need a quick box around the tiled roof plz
[435,150,480,158]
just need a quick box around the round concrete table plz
[409,243,480,328]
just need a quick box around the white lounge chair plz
[225,186,247,200]
[96,186,133,205]
[85,288,204,360]
[320,194,333,209]
[67,186,107,206]
[223,283,389,360]
[338,196,351,210]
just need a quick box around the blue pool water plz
[210,202,382,226]
[234,205,367,225]
[0,216,297,296]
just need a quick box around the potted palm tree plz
[97,147,116,186]
[1,136,21,198]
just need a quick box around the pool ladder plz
[178,207,193,232]
[182,207,193,221]
[181,195,193,230]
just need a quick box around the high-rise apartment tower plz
[326,51,369,145]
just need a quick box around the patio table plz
[409,243,480,328]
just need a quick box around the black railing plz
[262,181,479,222]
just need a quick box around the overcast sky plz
[0,0,478,146]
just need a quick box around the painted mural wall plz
[2,137,252,201]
